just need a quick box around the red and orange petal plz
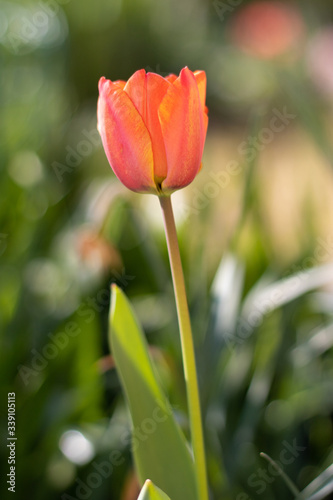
[193,71,207,111]
[165,74,178,84]
[98,77,155,192]
[124,70,171,182]
[158,67,205,193]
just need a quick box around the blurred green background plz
[1,0,333,499]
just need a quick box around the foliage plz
[1,1,333,499]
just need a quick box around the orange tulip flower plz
[97,67,208,195]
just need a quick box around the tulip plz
[97,67,208,195]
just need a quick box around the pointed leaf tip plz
[137,480,171,500]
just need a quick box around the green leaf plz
[137,480,171,500]
[299,464,333,500]
[108,284,197,500]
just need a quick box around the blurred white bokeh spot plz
[59,430,95,466]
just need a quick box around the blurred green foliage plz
[1,0,333,499]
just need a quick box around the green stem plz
[260,453,301,498]
[159,195,209,500]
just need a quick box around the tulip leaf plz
[109,284,197,500]
[137,480,171,500]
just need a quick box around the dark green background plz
[1,1,333,499]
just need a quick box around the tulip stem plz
[159,195,208,500]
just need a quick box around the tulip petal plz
[98,77,155,193]
[194,71,207,111]
[124,71,171,183]
[202,108,209,145]
[193,71,208,143]
[124,70,147,121]
[165,74,178,84]
[113,80,126,90]
[146,73,171,182]
[158,67,206,192]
